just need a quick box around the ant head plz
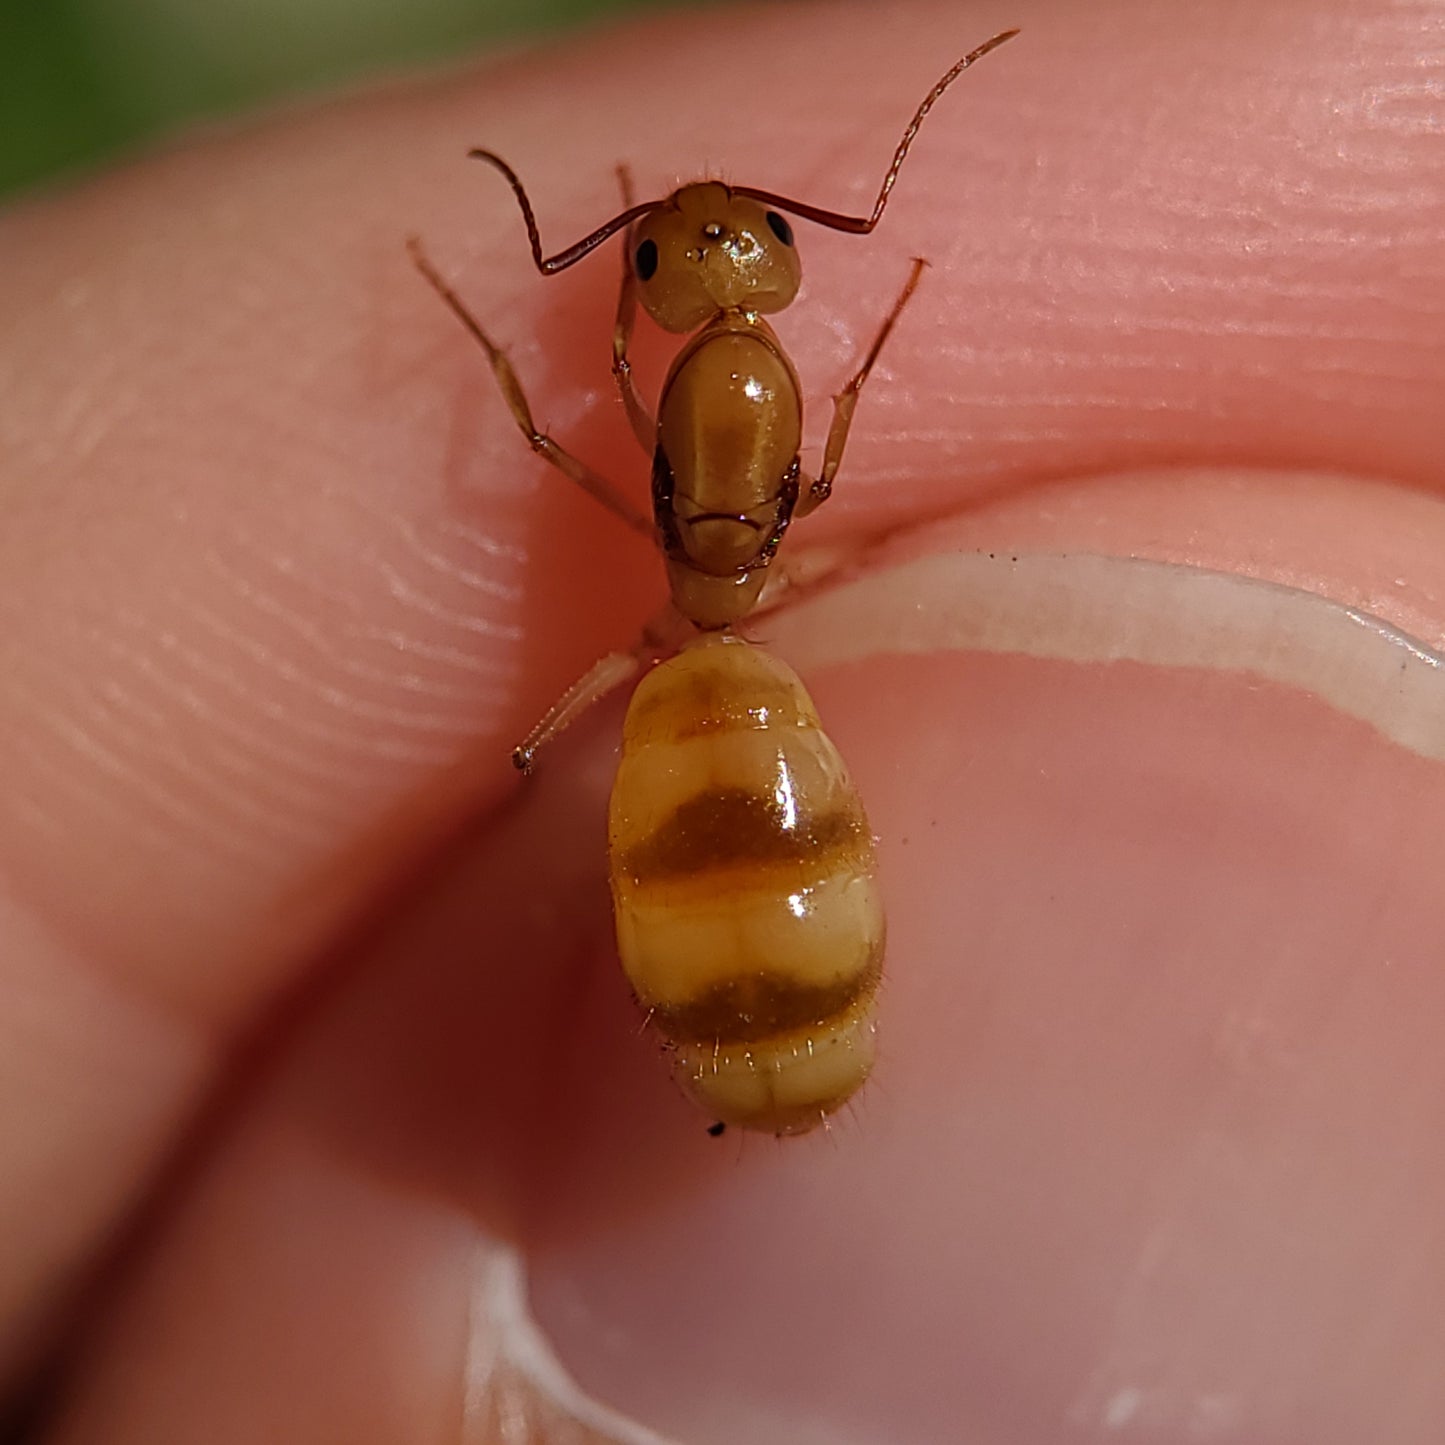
[468,30,1018,320]
[628,183,802,332]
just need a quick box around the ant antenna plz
[468,149,657,274]
[733,29,1019,233]
[472,28,1018,274]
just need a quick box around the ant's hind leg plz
[797,256,928,518]
[409,237,652,539]
[512,649,642,774]
[611,164,657,451]
[512,602,691,774]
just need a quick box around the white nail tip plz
[465,1246,683,1445]
[765,551,1445,762]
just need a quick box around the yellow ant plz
[410,29,1018,1135]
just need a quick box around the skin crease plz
[1,0,1444,1439]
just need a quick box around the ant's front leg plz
[797,256,928,519]
[409,237,652,539]
[610,164,657,453]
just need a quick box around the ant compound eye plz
[765,211,794,246]
[634,238,659,281]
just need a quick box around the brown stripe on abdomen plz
[646,948,883,1045]
[667,993,879,1136]
[619,785,868,884]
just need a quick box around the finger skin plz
[1,0,1440,1006]
[0,0,1442,1437]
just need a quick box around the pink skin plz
[1,0,1443,1439]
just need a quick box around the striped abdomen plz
[608,632,883,1135]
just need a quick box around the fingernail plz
[514,510,1445,1442]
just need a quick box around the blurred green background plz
[0,0,691,199]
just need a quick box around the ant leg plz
[512,602,691,774]
[409,237,652,539]
[611,164,657,451]
[796,256,928,519]
[512,649,642,773]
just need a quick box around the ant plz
[410,29,1017,1135]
